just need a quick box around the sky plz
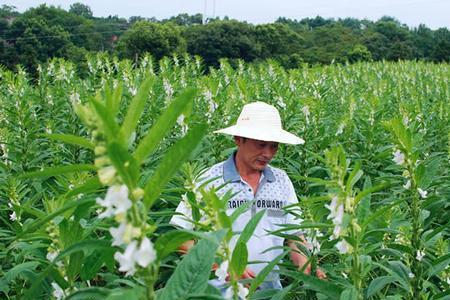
[7,0,450,29]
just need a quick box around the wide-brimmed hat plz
[214,101,304,145]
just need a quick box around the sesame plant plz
[0,55,449,299]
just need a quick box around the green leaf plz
[373,261,411,292]
[106,287,146,300]
[268,283,293,300]
[20,164,96,179]
[357,176,372,223]
[45,133,94,149]
[249,252,286,295]
[54,240,114,263]
[346,161,363,193]
[158,231,226,300]
[80,249,115,281]
[91,98,120,141]
[154,230,196,260]
[231,241,248,278]
[280,269,343,299]
[119,76,154,142]
[18,198,96,238]
[66,287,111,300]
[143,123,207,210]
[107,81,123,117]
[237,210,265,244]
[65,177,102,199]
[0,261,39,293]
[340,287,359,300]
[107,141,139,188]
[366,276,396,298]
[133,88,198,165]
[428,253,450,276]
[230,200,254,223]
[185,294,224,300]
[362,199,403,229]
[354,182,390,205]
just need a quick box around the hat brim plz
[214,125,305,145]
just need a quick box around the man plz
[171,101,326,291]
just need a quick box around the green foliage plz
[158,231,225,300]
[0,56,448,300]
[116,21,186,62]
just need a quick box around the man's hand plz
[240,268,256,280]
[287,237,327,280]
[315,268,327,280]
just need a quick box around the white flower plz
[417,188,428,199]
[135,237,157,267]
[208,100,218,114]
[9,211,17,221]
[325,196,338,218]
[335,240,352,254]
[110,223,127,246]
[215,260,229,282]
[96,185,132,219]
[177,114,185,126]
[403,180,411,189]
[402,116,409,126]
[333,204,344,225]
[114,241,138,276]
[335,123,345,136]
[51,282,65,300]
[326,197,343,222]
[46,250,58,262]
[276,97,286,108]
[332,224,342,240]
[416,250,425,261]
[392,150,405,166]
[237,283,249,299]
[301,106,310,124]
[225,282,249,299]
[163,78,173,98]
[408,272,415,279]
[325,196,345,239]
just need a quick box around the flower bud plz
[94,146,107,156]
[94,156,110,167]
[132,188,144,200]
[98,166,117,185]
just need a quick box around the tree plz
[116,21,186,61]
[431,28,450,62]
[412,24,434,59]
[347,44,372,62]
[255,23,304,59]
[13,18,73,70]
[364,19,414,61]
[184,20,260,67]
[300,24,361,64]
[69,3,93,18]
[163,13,202,26]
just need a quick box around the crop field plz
[0,54,449,299]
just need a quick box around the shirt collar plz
[223,152,276,183]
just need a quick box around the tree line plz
[0,3,449,72]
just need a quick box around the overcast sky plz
[7,0,450,29]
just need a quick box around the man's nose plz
[262,146,276,158]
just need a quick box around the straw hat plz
[214,101,304,145]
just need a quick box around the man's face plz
[235,137,279,172]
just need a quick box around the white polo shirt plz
[170,153,300,286]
